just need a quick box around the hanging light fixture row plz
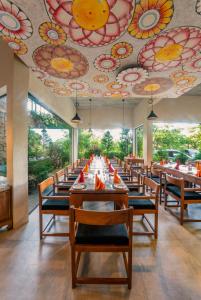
[71,80,82,124]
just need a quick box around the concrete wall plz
[78,106,134,129]
[133,97,201,128]
[153,97,201,123]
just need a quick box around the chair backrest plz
[166,174,184,188]
[55,169,66,183]
[151,167,161,178]
[71,208,132,226]
[143,176,160,194]
[38,177,54,200]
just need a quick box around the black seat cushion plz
[166,185,201,200]
[75,223,129,245]
[128,185,141,191]
[128,192,156,209]
[120,175,130,181]
[151,177,160,184]
[42,199,69,210]
[68,175,78,180]
[57,182,72,190]
[129,199,155,210]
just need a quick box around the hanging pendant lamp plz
[71,81,81,124]
[147,97,158,120]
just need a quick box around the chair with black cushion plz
[70,207,133,289]
[150,167,166,204]
[66,165,79,181]
[55,168,73,191]
[128,176,160,238]
[125,170,143,192]
[38,177,70,239]
[164,174,201,225]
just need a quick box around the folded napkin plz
[78,171,85,183]
[95,174,105,190]
[175,160,180,170]
[113,169,121,184]
[109,163,115,173]
[83,164,89,173]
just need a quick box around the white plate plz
[72,184,85,190]
[113,183,125,190]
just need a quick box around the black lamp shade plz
[147,109,158,120]
[71,112,81,123]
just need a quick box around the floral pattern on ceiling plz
[0,0,33,39]
[45,0,133,47]
[132,77,173,95]
[138,27,201,72]
[33,45,89,79]
[128,0,174,39]
[1,0,201,98]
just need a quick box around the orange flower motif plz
[107,82,126,91]
[128,0,174,39]
[39,22,67,46]
[111,42,133,59]
[93,74,109,83]
[175,76,197,89]
[2,36,27,55]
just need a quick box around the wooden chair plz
[164,174,201,225]
[70,207,133,289]
[38,177,70,239]
[66,165,79,181]
[128,176,160,238]
[55,168,73,191]
[150,167,166,204]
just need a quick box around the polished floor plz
[1,203,201,300]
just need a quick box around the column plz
[132,128,136,155]
[71,128,78,163]
[143,120,153,165]
[7,57,29,228]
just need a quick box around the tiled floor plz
[0,202,201,300]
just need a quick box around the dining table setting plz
[154,161,201,185]
[69,156,128,208]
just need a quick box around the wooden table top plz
[155,163,201,185]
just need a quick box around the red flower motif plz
[0,0,33,39]
[138,27,201,72]
[45,0,133,47]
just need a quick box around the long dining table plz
[155,163,201,186]
[69,157,129,208]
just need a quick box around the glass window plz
[28,93,72,212]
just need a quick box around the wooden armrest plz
[184,188,201,192]
[41,195,69,200]
[128,195,155,200]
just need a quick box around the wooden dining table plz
[69,157,128,208]
[155,163,201,185]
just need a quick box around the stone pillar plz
[143,120,153,165]
[7,57,29,228]
[132,128,136,155]
[71,128,78,163]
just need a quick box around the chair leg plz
[180,203,184,225]
[71,246,76,288]
[164,193,168,209]
[39,213,43,240]
[154,213,158,239]
[128,249,132,289]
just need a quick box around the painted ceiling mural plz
[1,0,201,99]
